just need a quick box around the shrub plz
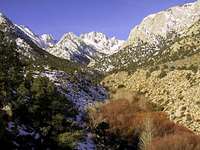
[89,91,156,128]
[88,90,197,150]
[148,66,160,73]
[57,131,82,149]
[12,76,80,148]
[158,69,167,79]
[117,84,126,89]
[88,91,168,149]
[151,119,193,138]
[149,133,200,150]
[187,64,198,73]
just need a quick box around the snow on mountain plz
[16,25,45,48]
[0,12,7,25]
[1,12,124,64]
[128,0,200,45]
[0,12,15,31]
[80,32,125,55]
[15,25,56,49]
[45,32,100,64]
[46,32,124,64]
[0,13,48,59]
[39,70,107,111]
[40,34,56,47]
[0,12,55,50]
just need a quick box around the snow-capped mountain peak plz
[80,32,125,55]
[45,31,125,64]
[0,13,54,49]
[40,34,56,47]
[64,32,78,39]
[1,12,124,65]
[80,32,108,42]
[57,32,80,45]
[15,25,55,49]
[46,32,98,64]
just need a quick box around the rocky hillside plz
[100,17,200,133]
[102,66,200,134]
[95,0,200,135]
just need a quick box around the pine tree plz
[0,31,23,107]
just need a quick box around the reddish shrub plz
[152,119,193,138]
[149,133,200,150]
[88,91,198,149]
[89,93,168,142]
[89,92,158,127]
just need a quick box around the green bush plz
[187,65,198,73]
[57,131,82,149]
[158,69,167,79]
[15,76,80,147]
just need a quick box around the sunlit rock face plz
[128,0,200,45]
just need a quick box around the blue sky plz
[0,0,195,40]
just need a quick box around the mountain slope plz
[94,1,200,72]
[15,25,56,49]
[46,32,102,64]
[0,13,108,149]
[100,19,200,133]
[0,12,83,74]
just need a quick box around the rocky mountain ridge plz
[46,32,124,64]
[0,12,124,65]
[128,0,200,46]
[15,25,57,49]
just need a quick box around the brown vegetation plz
[88,90,200,150]
[149,133,200,150]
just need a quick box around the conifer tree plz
[0,31,23,107]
